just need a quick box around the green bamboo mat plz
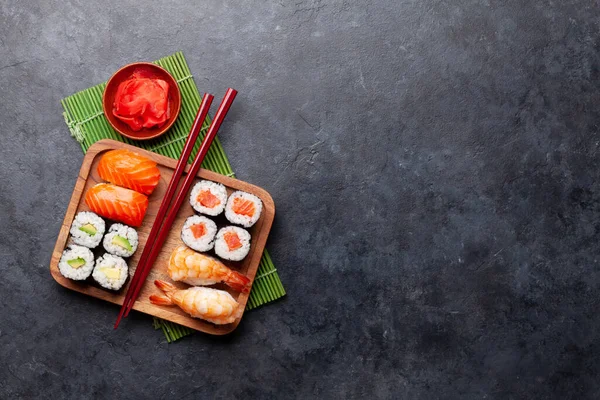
[61,51,285,342]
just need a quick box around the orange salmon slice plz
[197,190,220,208]
[97,149,161,195]
[190,223,206,239]
[232,198,255,217]
[84,183,148,227]
[224,231,242,250]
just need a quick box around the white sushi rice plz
[181,215,217,252]
[189,180,228,216]
[70,211,105,248]
[92,254,129,290]
[214,226,251,261]
[224,191,263,228]
[103,223,139,257]
[58,245,95,281]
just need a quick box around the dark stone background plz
[1,0,599,398]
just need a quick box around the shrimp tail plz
[225,271,251,293]
[149,295,173,306]
[154,279,177,294]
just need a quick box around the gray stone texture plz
[1,0,599,398]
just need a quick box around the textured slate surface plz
[1,0,599,398]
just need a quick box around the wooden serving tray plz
[49,139,275,335]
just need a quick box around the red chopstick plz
[114,93,214,329]
[121,88,238,320]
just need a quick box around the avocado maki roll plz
[70,211,105,248]
[58,245,95,281]
[92,254,129,291]
[102,223,138,257]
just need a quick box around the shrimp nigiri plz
[149,280,241,325]
[168,246,251,293]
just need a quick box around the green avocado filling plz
[111,235,132,251]
[67,258,86,269]
[79,223,97,236]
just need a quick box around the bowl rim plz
[102,62,182,141]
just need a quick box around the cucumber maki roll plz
[58,245,95,281]
[70,211,105,248]
[103,223,138,257]
[92,254,129,291]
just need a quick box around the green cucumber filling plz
[111,235,132,251]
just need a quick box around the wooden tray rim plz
[49,139,275,335]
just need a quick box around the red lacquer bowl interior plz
[102,62,181,141]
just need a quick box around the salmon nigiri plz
[84,183,148,227]
[97,149,161,195]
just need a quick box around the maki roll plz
[92,254,129,290]
[70,211,105,248]
[103,223,138,257]
[224,191,263,228]
[214,226,251,261]
[181,215,217,252]
[189,180,228,216]
[58,245,95,280]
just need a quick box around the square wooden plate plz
[49,139,275,335]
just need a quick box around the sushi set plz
[50,139,275,335]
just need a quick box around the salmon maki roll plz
[84,183,148,227]
[214,226,251,261]
[224,191,263,227]
[181,215,217,252]
[189,180,228,216]
[97,149,161,195]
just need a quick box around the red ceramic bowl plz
[102,62,181,141]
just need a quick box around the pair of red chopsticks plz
[114,88,238,329]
